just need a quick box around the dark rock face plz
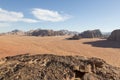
[27,29,57,36]
[0,54,120,80]
[59,30,79,35]
[80,29,102,38]
[67,34,81,40]
[27,29,78,36]
[108,29,120,42]
[67,29,102,40]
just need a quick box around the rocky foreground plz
[0,54,120,80]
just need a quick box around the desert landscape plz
[0,35,120,67]
[0,33,120,80]
[0,29,120,80]
[0,0,120,79]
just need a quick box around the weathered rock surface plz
[108,29,120,42]
[27,29,78,36]
[67,34,81,40]
[27,29,59,36]
[0,54,120,80]
[80,29,102,38]
[67,29,103,40]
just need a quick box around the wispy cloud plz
[0,8,38,23]
[0,8,71,27]
[0,23,10,27]
[32,8,70,22]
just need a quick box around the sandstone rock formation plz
[67,29,103,40]
[0,54,120,80]
[80,29,102,38]
[67,34,81,40]
[59,30,79,35]
[27,29,78,36]
[27,29,57,36]
[108,29,120,42]
[0,29,78,37]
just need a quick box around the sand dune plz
[0,35,120,67]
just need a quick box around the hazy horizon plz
[0,0,120,33]
[0,28,113,34]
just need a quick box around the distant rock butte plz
[0,54,120,80]
[108,29,120,42]
[80,29,103,38]
[68,29,103,40]
[67,34,81,40]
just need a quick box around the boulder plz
[108,29,120,42]
[0,54,120,80]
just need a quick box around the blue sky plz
[0,0,120,33]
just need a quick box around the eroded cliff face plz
[67,29,103,40]
[108,29,120,42]
[0,29,78,37]
[80,29,103,38]
[0,54,120,80]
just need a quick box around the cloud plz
[0,8,71,24]
[0,23,10,27]
[20,18,38,23]
[0,8,38,23]
[32,8,70,22]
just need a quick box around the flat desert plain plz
[0,35,120,67]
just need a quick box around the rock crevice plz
[0,54,120,80]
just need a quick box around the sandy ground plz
[0,35,120,67]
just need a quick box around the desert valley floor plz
[0,35,120,67]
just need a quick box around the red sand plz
[0,35,120,67]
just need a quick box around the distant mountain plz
[26,29,79,36]
[0,29,79,36]
[79,29,103,38]
[59,30,79,35]
[102,32,111,35]
[102,32,111,39]
[67,29,103,40]
[0,29,25,36]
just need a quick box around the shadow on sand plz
[83,40,120,48]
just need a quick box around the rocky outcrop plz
[80,29,102,38]
[59,30,79,35]
[27,29,78,36]
[27,29,57,36]
[67,34,81,40]
[67,29,103,40]
[108,29,120,42]
[0,54,120,80]
[0,29,78,36]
